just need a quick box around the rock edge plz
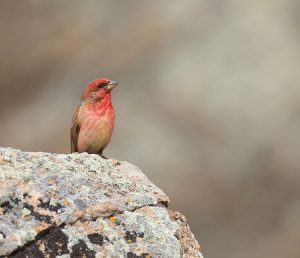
[0,148,203,258]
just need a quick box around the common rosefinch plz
[71,78,117,155]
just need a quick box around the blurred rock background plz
[1,1,300,257]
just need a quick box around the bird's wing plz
[70,103,83,153]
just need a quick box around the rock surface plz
[0,147,202,258]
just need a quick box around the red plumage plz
[71,78,117,155]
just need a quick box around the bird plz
[71,78,117,156]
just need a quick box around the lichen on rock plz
[0,147,203,257]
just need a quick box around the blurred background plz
[1,1,300,257]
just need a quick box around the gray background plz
[1,1,300,257]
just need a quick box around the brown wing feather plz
[70,104,82,153]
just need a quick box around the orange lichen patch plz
[127,239,132,243]
[63,198,71,206]
[109,216,116,223]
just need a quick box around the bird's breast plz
[77,107,115,153]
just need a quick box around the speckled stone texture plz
[0,148,203,258]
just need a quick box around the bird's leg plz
[98,149,107,159]
[98,150,120,166]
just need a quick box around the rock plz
[0,147,203,258]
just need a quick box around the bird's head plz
[81,78,117,101]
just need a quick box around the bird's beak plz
[106,80,118,90]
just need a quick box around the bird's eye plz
[97,83,105,89]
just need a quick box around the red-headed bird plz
[71,78,117,155]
